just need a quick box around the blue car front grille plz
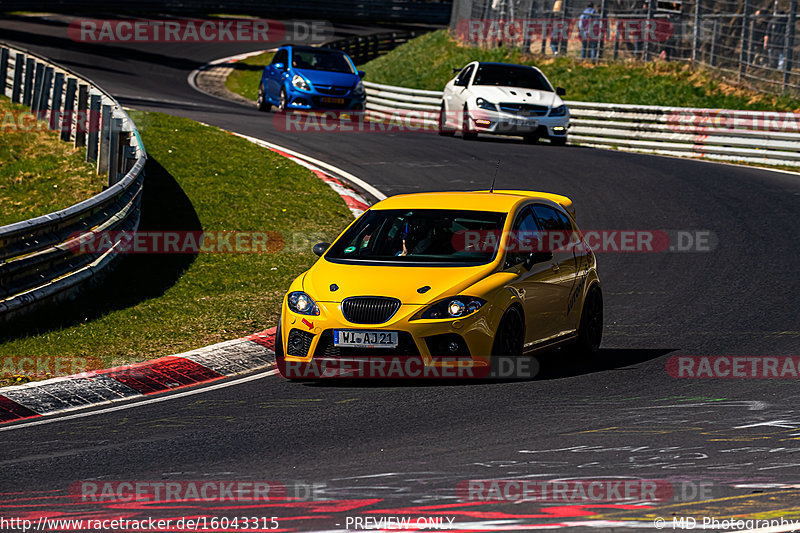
[315,85,350,96]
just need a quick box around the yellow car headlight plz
[288,291,320,316]
[416,297,486,320]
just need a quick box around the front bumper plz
[286,87,366,111]
[469,109,569,138]
[280,300,496,370]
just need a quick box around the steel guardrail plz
[363,81,800,167]
[0,42,147,321]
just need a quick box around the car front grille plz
[314,330,419,357]
[316,85,350,96]
[341,297,401,324]
[499,103,549,116]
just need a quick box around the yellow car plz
[275,190,602,379]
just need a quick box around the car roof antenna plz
[489,160,500,193]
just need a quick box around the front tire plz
[462,105,477,140]
[551,136,567,146]
[438,104,455,136]
[278,87,288,112]
[492,307,524,356]
[274,318,286,372]
[574,285,603,355]
[257,83,271,112]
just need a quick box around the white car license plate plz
[334,330,399,348]
[508,118,537,127]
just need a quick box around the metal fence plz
[364,80,800,165]
[327,30,429,65]
[450,0,800,93]
[0,43,146,322]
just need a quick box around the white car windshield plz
[473,64,552,91]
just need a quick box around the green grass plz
[359,30,800,112]
[0,96,105,227]
[225,51,274,102]
[0,110,352,384]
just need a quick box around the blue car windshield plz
[291,50,355,74]
[473,64,552,91]
[325,209,507,265]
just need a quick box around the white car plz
[439,61,569,145]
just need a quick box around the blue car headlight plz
[476,98,497,111]
[352,81,365,96]
[288,291,320,315]
[416,297,486,320]
[292,74,311,92]
[549,105,567,117]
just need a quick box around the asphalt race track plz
[1,14,799,532]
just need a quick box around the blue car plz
[257,45,366,112]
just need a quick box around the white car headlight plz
[292,74,311,91]
[476,98,497,111]
[550,104,567,117]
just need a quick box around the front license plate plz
[320,97,345,104]
[334,330,399,348]
[508,118,537,127]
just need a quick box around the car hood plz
[303,259,497,305]
[471,86,561,107]
[294,68,359,88]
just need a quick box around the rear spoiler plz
[479,190,577,220]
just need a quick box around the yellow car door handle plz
[551,264,560,272]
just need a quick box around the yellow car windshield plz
[325,209,506,265]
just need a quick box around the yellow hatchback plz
[275,190,602,379]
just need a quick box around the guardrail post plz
[784,0,797,90]
[11,53,23,103]
[738,0,751,81]
[97,104,111,175]
[62,78,77,142]
[692,0,702,62]
[87,95,101,163]
[107,117,122,185]
[30,62,44,114]
[22,57,34,106]
[75,84,88,147]
[49,72,64,130]
[118,130,132,177]
[35,66,53,120]
[0,48,8,98]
